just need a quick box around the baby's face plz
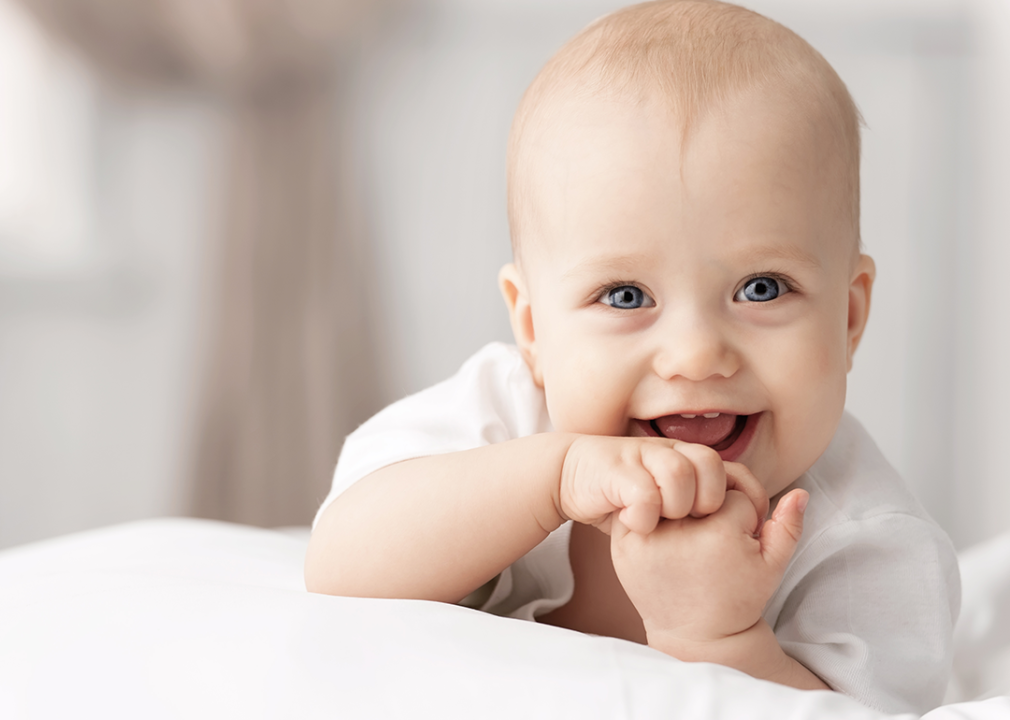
[504,88,874,498]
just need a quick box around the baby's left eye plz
[735,277,787,302]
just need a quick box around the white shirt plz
[315,342,960,715]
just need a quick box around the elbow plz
[304,502,361,596]
[303,564,331,596]
[303,538,331,595]
[304,531,383,598]
[304,533,352,596]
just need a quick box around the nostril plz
[652,330,741,382]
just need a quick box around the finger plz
[609,512,630,542]
[723,462,769,531]
[618,501,660,535]
[717,489,761,535]
[759,489,808,572]
[604,464,661,533]
[673,443,726,517]
[640,443,695,520]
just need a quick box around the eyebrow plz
[560,243,822,281]
[734,243,822,270]
[560,253,655,280]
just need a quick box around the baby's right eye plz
[603,285,653,309]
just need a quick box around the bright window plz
[0,0,95,272]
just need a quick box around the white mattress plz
[1,518,1008,719]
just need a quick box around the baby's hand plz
[558,436,766,535]
[610,481,808,644]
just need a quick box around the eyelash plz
[592,272,799,306]
[594,281,648,305]
[736,272,798,296]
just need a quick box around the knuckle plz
[664,450,693,479]
[626,484,661,511]
[678,443,722,476]
[693,443,723,467]
[682,449,725,506]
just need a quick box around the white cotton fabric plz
[315,342,961,715]
[6,518,998,720]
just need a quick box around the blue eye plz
[605,285,651,309]
[736,277,784,302]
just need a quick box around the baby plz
[306,0,959,713]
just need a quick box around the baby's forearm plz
[305,433,575,603]
[646,620,830,692]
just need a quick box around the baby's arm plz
[306,433,571,603]
[611,486,829,691]
[305,434,731,604]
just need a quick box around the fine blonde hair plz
[507,0,863,262]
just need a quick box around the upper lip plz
[639,410,751,419]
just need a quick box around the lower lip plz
[717,413,759,462]
[637,413,760,463]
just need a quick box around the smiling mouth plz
[647,413,750,452]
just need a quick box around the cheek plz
[769,322,848,416]
[760,319,849,490]
[540,335,639,435]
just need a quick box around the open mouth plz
[641,412,757,461]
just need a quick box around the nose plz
[652,312,741,382]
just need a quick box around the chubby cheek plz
[540,337,639,436]
[762,328,848,494]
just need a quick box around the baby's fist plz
[558,435,731,535]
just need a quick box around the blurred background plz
[0,0,1007,552]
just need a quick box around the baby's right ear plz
[498,263,543,386]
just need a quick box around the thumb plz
[615,499,660,536]
[759,489,808,572]
[609,511,632,542]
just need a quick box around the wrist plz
[646,619,789,680]
[554,432,587,523]
[525,431,581,530]
[646,619,829,691]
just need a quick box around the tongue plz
[654,414,737,446]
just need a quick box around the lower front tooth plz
[703,413,720,418]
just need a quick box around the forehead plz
[522,88,852,277]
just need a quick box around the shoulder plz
[452,342,544,422]
[771,410,960,635]
[786,412,958,577]
[363,342,547,441]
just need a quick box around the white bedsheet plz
[0,518,1008,720]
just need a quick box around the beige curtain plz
[17,0,386,526]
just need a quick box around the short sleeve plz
[312,343,552,527]
[769,512,961,714]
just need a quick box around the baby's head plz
[499,0,876,497]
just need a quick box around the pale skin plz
[305,85,875,693]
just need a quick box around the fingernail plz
[796,493,809,514]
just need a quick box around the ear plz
[498,263,543,386]
[846,254,876,371]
